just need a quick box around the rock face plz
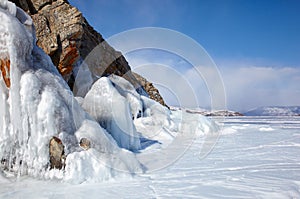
[10,0,167,107]
[11,0,82,81]
[133,72,167,107]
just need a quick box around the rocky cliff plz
[9,0,167,106]
[133,72,167,107]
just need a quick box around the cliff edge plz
[10,0,167,106]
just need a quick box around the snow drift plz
[0,0,219,183]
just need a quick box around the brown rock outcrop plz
[25,0,83,81]
[10,0,167,107]
[133,72,167,107]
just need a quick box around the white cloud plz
[126,50,300,112]
[134,63,202,108]
[219,65,300,111]
[126,52,215,109]
[184,64,300,111]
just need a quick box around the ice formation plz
[0,0,218,183]
[0,1,142,182]
[82,76,141,151]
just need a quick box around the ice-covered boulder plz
[109,74,143,119]
[82,76,141,151]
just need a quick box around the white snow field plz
[1,116,300,198]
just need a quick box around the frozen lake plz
[1,116,300,198]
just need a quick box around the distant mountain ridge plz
[244,106,300,116]
[170,107,244,116]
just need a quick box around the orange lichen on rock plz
[0,58,10,88]
[58,43,79,76]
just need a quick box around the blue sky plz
[69,0,300,111]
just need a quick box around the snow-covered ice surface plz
[1,116,300,198]
[1,1,300,198]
